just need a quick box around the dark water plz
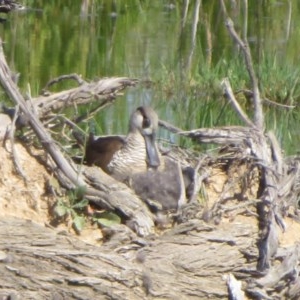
[1,1,300,152]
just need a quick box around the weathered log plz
[0,217,258,299]
[1,76,138,126]
[83,166,155,236]
[35,76,138,117]
[1,215,299,299]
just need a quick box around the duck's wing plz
[85,135,125,173]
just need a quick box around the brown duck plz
[85,106,162,180]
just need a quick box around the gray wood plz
[0,217,257,300]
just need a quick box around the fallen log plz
[36,75,138,117]
[0,216,258,299]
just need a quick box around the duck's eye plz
[143,117,151,128]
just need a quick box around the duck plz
[130,161,195,211]
[84,106,194,211]
[85,106,161,181]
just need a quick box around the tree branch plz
[220,0,264,130]
[221,78,255,127]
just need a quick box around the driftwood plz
[219,1,297,276]
[36,75,138,117]
[0,216,258,299]
[2,216,299,299]
[2,75,138,125]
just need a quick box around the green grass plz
[145,52,300,155]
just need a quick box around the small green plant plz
[54,185,122,232]
[54,186,88,233]
[92,211,121,227]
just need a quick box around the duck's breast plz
[108,133,150,179]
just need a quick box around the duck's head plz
[129,106,161,169]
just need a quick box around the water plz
[1,0,300,153]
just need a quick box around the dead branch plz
[82,166,155,236]
[7,105,27,181]
[41,74,86,93]
[236,89,296,110]
[0,43,85,187]
[180,125,259,146]
[220,0,264,130]
[35,77,138,117]
[2,77,138,128]
[159,119,182,133]
[256,244,299,287]
[221,78,255,127]
[216,0,297,277]
[185,0,201,75]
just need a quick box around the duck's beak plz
[144,133,160,169]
